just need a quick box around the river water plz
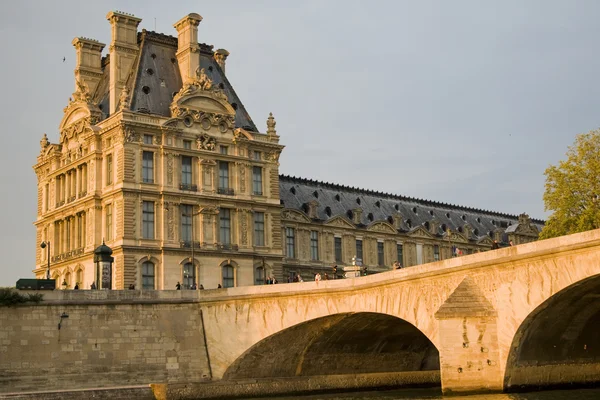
[256,387,600,400]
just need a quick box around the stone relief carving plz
[123,127,140,143]
[119,86,130,111]
[241,212,248,245]
[266,151,280,164]
[73,79,91,103]
[174,67,228,103]
[153,136,162,145]
[86,209,93,245]
[196,133,216,151]
[167,153,174,185]
[282,210,309,222]
[167,205,174,240]
[239,163,246,192]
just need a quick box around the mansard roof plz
[279,175,545,241]
[96,30,257,131]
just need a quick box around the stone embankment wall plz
[0,291,211,394]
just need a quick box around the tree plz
[540,129,600,239]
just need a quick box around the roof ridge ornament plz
[267,112,277,136]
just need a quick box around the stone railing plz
[51,247,84,263]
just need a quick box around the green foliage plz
[0,288,44,307]
[541,130,600,239]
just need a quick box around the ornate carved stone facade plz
[33,10,543,290]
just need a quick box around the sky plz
[0,0,599,286]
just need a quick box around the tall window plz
[142,201,155,239]
[397,243,404,267]
[218,161,229,189]
[377,242,385,266]
[219,208,231,244]
[434,245,440,261]
[310,231,319,260]
[105,204,112,241]
[183,262,195,289]
[142,151,154,183]
[254,212,265,246]
[255,266,265,285]
[142,261,155,289]
[44,183,49,211]
[181,156,192,186]
[222,265,234,288]
[285,227,295,258]
[106,154,113,185]
[180,204,192,242]
[356,239,363,261]
[76,269,83,287]
[416,243,424,265]
[334,237,342,263]
[252,166,263,195]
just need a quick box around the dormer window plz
[368,213,374,222]
[325,207,332,217]
[313,190,319,199]
[290,187,296,195]
[375,201,381,208]
[335,194,340,201]
[356,198,361,205]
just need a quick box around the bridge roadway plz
[2,229,600,396]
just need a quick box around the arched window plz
[183,262,195,289]
[76,269,83,287]
[222,265,234,288]
[255,266,265,285]
[64,271,72,289]
[142,261,155,290]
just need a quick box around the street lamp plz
[93,241,114,290]
[40,241,51,279]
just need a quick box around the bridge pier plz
[435,277,503,394]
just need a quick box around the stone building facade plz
[33,11,543,289]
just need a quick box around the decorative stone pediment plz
[59,116,98,146]
[60,79,101,135]
[232,128,253,144]
[171,67,235,118]
[281,209,311,223]
[477,236,494,246]
[367,222,397,234]
[325,216,355,229]
[444,230,469,244]
[408,226,434,239]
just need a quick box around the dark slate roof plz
[96,30,257,131]
[279,175,545,240]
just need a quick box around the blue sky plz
[1,0,598,286]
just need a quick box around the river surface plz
[254,387,600,400]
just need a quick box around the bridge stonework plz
[2,229,600,396]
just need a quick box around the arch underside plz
[505,273,600,390]
[224,312,440,381]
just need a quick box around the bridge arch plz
[504,273,600,391]
[223,312,440,381]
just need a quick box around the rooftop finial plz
[267,112,277,136]
[40,133,49,151]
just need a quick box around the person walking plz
[491,240,500,250]
[191,282,197,290]
[176,282,181,290]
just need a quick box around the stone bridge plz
[2,229,600,397]
[201,228,600,394]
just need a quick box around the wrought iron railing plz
[179,183,198,191]
[217,187,235,195]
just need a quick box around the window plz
[254,212,265,246]
[255,266,265,285]
[285,227,295,258]
[219,208,231,244]
[183,262,195,289]
[356,239,363,261]
[142,151,154,183]
[142,261,155,290]
[183,140,192,150]
[334,237,342,263]
[253,151,261,161]
[310,231,319,260]
[106,154,113,185]
[105,204,112,241]
[377,242,384,266]
[220,146,228,155]
[434,245,440,261]
[143,134,153,145]
[142,201,155,239]
[397,243,403,267]
[252,166,263,195]
[44,184,49,211]
[218,161,229,189]
[222,265,234,288]
[76,269,83,287]
[416,243,424,265]
[180,204,192,242]
[181,156,192,185]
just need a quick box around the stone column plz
[435,276,502,394]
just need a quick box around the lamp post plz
[93,241,114,290]
[40,241,51,279]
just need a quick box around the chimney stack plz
[214,49,230,74]
[174,13,203,84]
[71,38,105,98]
[106,10,142,114]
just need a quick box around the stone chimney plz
[214,49,230,73]
[71,37,105,98]
[106,11,142,114]
[174,13,203,84]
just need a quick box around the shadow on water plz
[254,387,600,400]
